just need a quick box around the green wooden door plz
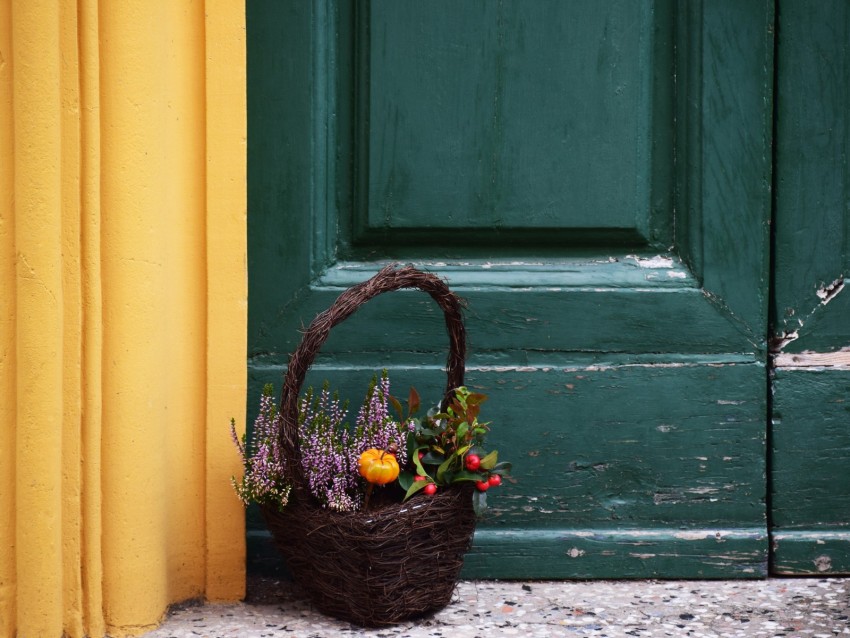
[248,0,775,578]
[770,0,850,575]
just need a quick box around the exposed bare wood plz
[774,348,850,369]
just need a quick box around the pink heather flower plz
[298,372,413,512]
[353,372,411,468]
[233,374,415,513]
[230,384,290,510]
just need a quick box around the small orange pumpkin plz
[358,448,400,485]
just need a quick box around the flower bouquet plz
[231,265,510,626]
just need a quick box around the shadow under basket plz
[264,264,477,626]
[261,485,476,626]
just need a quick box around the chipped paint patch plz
[687,487,719,495]
[774,346,850,369]
[814,555,833,572]
[471,365,546,373]
[773,279,846,358]
[626,254,675,268]
[771,330,799,353]
[563,362,695,372]
[816,278,845,305]
[566,529,755,541]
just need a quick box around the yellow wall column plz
[78,1,105,634]
[205,3,248,602]
[0,2,18,636]
[12,2,65,635]
[0,1,247,636]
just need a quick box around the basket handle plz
[279,264,466,486]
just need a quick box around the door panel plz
[770,0,850,575]
[360,1,659,237]
[248,0,774,577]
[463,360,766,578]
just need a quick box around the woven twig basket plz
[261,264,477,627]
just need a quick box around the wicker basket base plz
[261,486,476,627]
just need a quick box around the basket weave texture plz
[261,264,476,627]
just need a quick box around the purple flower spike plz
[233,373,415,513]
[298,372,413,512]
[230,384,291,510]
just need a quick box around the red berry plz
[423,483,437,495]
[414,474,427,482]
[418,451,424,460]
[465,454,481,471]
[488,474,502,487]
[475,480,489,492]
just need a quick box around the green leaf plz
[406,430,417,462]
[451,471,484,483]
[491,461,512,474]
[403,478,431,502]
[472,490,487,516]
[479,450,499,470]
[412,448,430,478]
[421,451,445,465]
[436,454,457,483]
[456,421,469,441]
[398,471,414,491]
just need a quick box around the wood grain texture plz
[465,528,766,579]
[768,1,850,575]
[772,531,850,576]
[247,358,766,577]
[247,0,317,345]
[774,348,850,369]
[772,0,849,353]
[251,268,760,358]
[770,369,850,574]
[675,0,774,344]
[360,0,657,236]
[249,0,773,361]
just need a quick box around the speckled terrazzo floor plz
[140,577,850,637]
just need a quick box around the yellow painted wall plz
[0,1,247,636]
